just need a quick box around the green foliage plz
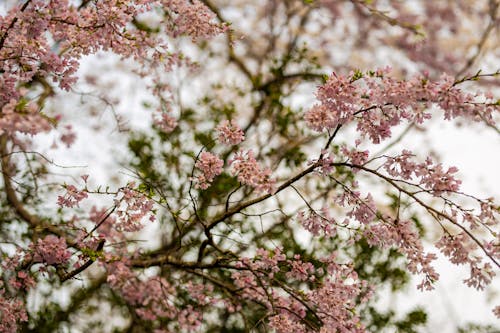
[364,307,427,333]
[458,323,500,333]
[395,308,427,333]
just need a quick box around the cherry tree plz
[1,0,499,332]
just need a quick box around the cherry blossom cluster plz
[216,119,245,145]
[232,249,371,332]
[2,236,73,284]
[1,0,151,99]
[297,208,337,236]
[162,0,228,40]
[384,150,462,195]
[345,192,377,226]
[304,136,495,293]
[305,69,497,144]
[113,184,156,232]
[390,221,439,291]
[232,250,307,318]
[345,216,438,291]
[297,184,441,291]
[193,151,224,189]
[59,124,77,148]
[0,236,73,331]
[0,98,52,136]
[105,260,212,331]
[340,145,370,171]
[6,271,35,292]
[326,144,496,292]
[436,233,494,290]
[0,0,225,137]
[57,184,88,208]
[0,290,27,333]
[229,150,276,193]
[32,235,72,266]
[107,261,178,321]
[304,73,359,131]
[153,112,178,133]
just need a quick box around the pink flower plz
[304,73,359,132]
[384,151,461,195]
[114,185,156,232]
[216,120,245,145]
[347,193,376,225]
[106,261,178,322]
[0,295,28,333]
[305,69,496,145]
[229,150,276,194]
[33,235,72,265]
[341,146,369,169]
[493,306,500,318]
[269,315,307,333]
[163,0,228,40]
[60,125,77,148]
[194,152,224,189]
[57,185,88,208]
[0,98,52,136]
[154,112,178,133]
[297,209,337,236]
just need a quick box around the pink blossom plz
[229,150,276,194]
[305,69,496,145]
[286,256,315,281]
[341,145,369,170]
[269,314,307,333]
[436,233,472,265]
[183,281,214,306]
[57,185,88,208]
[0,0,225,140]
[463,262,494,290]
[8,271,36,291]
[177,305,203,331]
[163,0,228,40]
[436,233,494,290]
[0,98,52,136]
[310,277,367,333]
[114,185,156,232]
[0,292,28,333]
[194,151,223,189]
[384,151,462,195]
[304,73,359,131]
[154,112,178,133]
[364,220,440,290]
[297,208,337,236]
[347,193,377,225]
[33,235,72,265]
[216,120,245,145]
[60,125,77,148]
[233,250,370,332]
[106,261,179,322]
[493,306,500,318]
